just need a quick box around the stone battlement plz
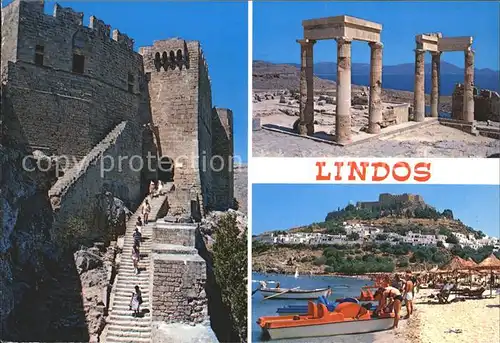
[8,0,135,50]
[357,193,425,210]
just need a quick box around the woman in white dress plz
[129,285,143,317]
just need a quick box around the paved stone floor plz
[253,124,500,158]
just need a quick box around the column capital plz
[414,48,426,55]
[296,38,316,46]
[335,36,352,45]
[369,41,383,49]
[465,48,475,55]
[430,51,442,57]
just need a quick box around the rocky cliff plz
[0,146,127,341]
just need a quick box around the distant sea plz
[318,73,500,96]
[251,272,379,343]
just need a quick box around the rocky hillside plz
[253,60,452,113]
[0,147,128,341]
[253,197,494,275]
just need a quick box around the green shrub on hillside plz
[212,213,247,343]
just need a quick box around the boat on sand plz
[276,295,376,316]
[258,301,394,340]
[336,285,378,305]
[260,286,331,300]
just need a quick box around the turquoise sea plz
[251,272,386,343]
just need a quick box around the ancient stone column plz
[413,48,426,122]
[297,39,316,135]
[463,49,475,122]
[335,37,352,144]
[368,42,383,134]
[430,52,441,118]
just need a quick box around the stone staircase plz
[105,194,167,343]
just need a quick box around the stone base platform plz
[151,322,218,343]
[153,223,197,247]
[439,118,477,135]
[151,243,198,255]
[151,252,207,324]
[262,117,438,147]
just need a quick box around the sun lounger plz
[433,283,456,304]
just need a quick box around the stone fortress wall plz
[357,193,425,210]
[1,0,145,159]
[2,2,235,337]
[2,0,234,216]
[48,121,142,240]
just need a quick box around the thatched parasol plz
[475,254,500,296]
[466,257,478,268]
[440,256,469,272]
[476,254,500,270]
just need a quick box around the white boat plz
[259,302,394,340]
[264,316,394,340]
[260,287,331,300]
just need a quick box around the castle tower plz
[139,39,215,216]
[211,107,234,210]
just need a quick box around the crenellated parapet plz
[89,15,111,39]
[112,29,134,50]
[53,3,83,25]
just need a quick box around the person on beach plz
[375,286,403,329]
[132,245,140,275]
[391,274,404,292]
[275,282,281,289]
[142,200,151,224]
[129,285,143,317]
[403,272,414,319]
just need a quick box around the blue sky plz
[252,184,500,238]
[254,1,500,70]
[7,1,248,162]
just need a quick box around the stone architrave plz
[297,39,316,135]
[430,52,441,118]
[413,48,426,122]
[463,49,475,122]
[335,37,352,144]
[368,42,383,133]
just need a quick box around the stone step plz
[115,283,150,289]
[107,329,152,338]
[111,299,150,306]
[117,275,150,280]
[107,327,151,335]
[114,289,150,295]
[111,305,151,318]
[151,244,197,255]
[106,335,151,343]
[112,303,150,311]
[108,315,151,323]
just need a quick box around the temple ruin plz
[414,33,475,122]
[297,15,383,143]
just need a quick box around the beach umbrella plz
[467,257,478,268]
[440,256,469,272]
[475,254,500,296]
[476,254,500,270]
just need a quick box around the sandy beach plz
[381,288,500,343]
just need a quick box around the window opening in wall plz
[34,45,44,66]
[72,54,85,74]
[128,72,134,93]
